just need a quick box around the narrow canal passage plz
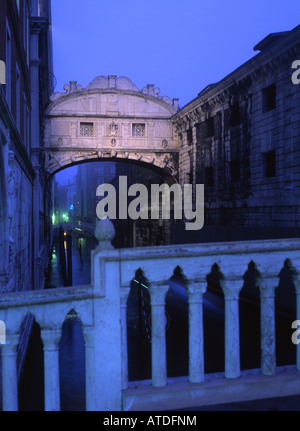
[18,232,297,411]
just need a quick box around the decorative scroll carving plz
[109,122,119,136]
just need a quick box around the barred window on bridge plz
[80,122,94,137]
[132,123,145,137]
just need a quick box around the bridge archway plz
[48,155,176,186]
[44,75,180,179]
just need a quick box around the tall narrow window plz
[186,128,193,145]
[206,117,214,138]
[6,22,11,109]
[230,103,241,126]
[263,150,276,177]
[262,84,276,112]
[230,160,241,182]
[205,166,214,186]
[16,64,21,131]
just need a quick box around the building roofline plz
[175,24,300,116]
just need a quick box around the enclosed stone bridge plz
[44,75,180,179]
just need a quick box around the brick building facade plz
[173,25,300,243]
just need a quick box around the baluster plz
[40,328,62,411]
[220,278,242,379]
[120,287,130,390]
[148,283,169,387]
[1,333,19,411]
[82,326,96,411]
[187,280,207,383]
[258,276,277,375]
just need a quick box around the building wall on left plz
[0,0,53,295]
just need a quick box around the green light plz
[62,213,69,222]
[134,279,148,289]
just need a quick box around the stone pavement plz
[177,394,300,411]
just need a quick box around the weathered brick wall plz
[248,52,300,228]
[175,26,300,238]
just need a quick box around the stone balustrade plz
[0,218,300,411]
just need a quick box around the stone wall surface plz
[174,25,300,237]
[45,76,180,178]
[0,0,53,385]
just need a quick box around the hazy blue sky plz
[51,0,300,108]
[52,0,300,184]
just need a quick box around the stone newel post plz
[40,328,62,411]
[148,283,169,387]
[187,280,207,383]
[1,333,19,411]
[83,326,96,411]
[220,278,243,379]
[91,218,123,410]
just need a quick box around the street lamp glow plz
[62,213,69,222]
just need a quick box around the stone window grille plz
[132,123,146,137]
[80,122,94,137]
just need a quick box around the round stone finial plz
[94,218,115,249]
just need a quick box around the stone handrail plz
[0,218,300,411]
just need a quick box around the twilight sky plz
[52,0,300,184]
[51,0,300,108]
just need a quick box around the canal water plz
[17,231,298,411]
